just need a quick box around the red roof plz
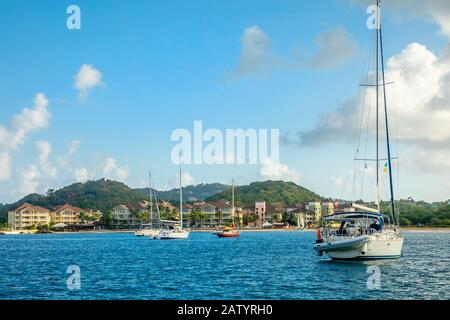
[54,204,84,213]
[13,203,49,213]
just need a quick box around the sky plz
[0,0,449,203]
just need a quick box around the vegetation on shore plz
[0,179,448,228]
[206,180,321,206]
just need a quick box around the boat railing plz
[323,227,379,238]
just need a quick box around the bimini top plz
[323,211,384,221]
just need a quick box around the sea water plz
[0,231,448,300]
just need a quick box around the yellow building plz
[51,204,84,225]
[306,201,322,221]
[8,203,51,229]
[322,202,335,216]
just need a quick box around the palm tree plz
[79,212,91,224]
[100,211,114,227]
[198,211,207,226]
[130,209,140,225]
[139,210,150,224]
[217,210,224,225]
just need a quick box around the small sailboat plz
[216,226,240,238]
[157,159,189,240]
[135,171,161,238]
[314,0,404,260]
[215,179,240,238]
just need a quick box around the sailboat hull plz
[321,235,404,260]
[135,229,160,238]
[158,230,190,240]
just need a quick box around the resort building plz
[51,204,84,225]
[242,201,282,226]
[8,203,51,229]
[305,201,322,222]
[255,201,266,224]
[321,202,335,216]
[112,202,148,226]
[181,200,242,226]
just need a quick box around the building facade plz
[8,203,51,229]
[112,202,147,225]
[51,204,84,225]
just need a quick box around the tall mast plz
[149,170,153,228]
[179,158,183,230]
[375,0,381,213]
[231,178,235,226]
[379,2,397,226]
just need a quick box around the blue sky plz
[1,0,449,203]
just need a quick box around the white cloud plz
[57,140,81,169]
[236,26,274,75]
[103,157,128,181]
[181,171,195,187]
[260,158,301,184]
[309,26,357,69]
[18,165,41,195]
[297,42,450,153]
[0,152,12,181]
[170,171,195,188]
[74,64,103,100]
[74,167,89,183]
[35,141,58,178]
[0,93,51,186]
[403,148,450,173]
[0,93,51,150]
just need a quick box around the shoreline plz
[2,227,449,235]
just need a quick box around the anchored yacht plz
[314,0,404,260]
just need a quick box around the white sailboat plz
[157,159,190,240]
[135,171,161,238]
[314,0,404,260]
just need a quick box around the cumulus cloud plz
[295,41,450,172]
[18,165,41,195]
[260,158,301,184]
[103,157,128,181]
[0,152,12,181]
[57,140,81,169]
[74,167,89,183]
[352,0,450,39]
[74,64,103,100]
[169,171,195,188]
[0,93,51,150]
[236,26,275,75]
[234,25,356,76]
[0,93,50,185]
[35,141,58,178]
[309,26,358,69]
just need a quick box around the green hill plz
[206,180,321,205]
[135,183,229,202]
[0,179,147,221]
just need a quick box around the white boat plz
[314,0,404,260]
[315,211,404,260]
[135,170,161,238]
[0,230,23,235]
[135,224,160,238]
[158,228,190,240]
[156,158,189,240]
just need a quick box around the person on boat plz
[369,219,381,232]
[338,221,347,235]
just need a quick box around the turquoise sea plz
[0,231,449,300]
